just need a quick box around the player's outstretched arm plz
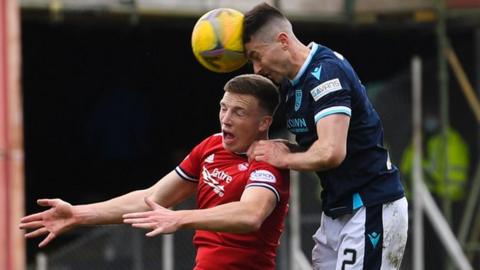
[250,114,349,171]
[20,170,196,247]
[123,186,277,236]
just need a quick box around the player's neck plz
[257,130,269,141]
[289,42,310,80]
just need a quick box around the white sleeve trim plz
[175,166,198,182]
[245,183,281,203]
[314,106,351,123]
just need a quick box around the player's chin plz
[223,142,238,152]
[222,139,235,152]
[266,74,282,85]
[223,141,247,153]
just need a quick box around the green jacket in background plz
[401,128,470,201]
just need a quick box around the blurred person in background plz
[401,107,469,201]
[20,74,290,270]
[244,3,407,269]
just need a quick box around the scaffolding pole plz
[436,0,452,232]
[412,56,425,270]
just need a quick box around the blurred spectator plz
[401,109,470,201]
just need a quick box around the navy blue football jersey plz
[284,43,404,218]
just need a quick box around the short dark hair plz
[243,3,286,44]
[224,74,280,116]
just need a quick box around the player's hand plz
[123,197,182,237]
[247,140,291,168]
[19,198,76,247]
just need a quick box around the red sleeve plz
[175,135,216,183]
[245,161,290,203]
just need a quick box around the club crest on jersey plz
[250,170,276,183]
[238,162,249,171]
[294,89,302,111]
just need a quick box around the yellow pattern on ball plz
[191,8,247,73]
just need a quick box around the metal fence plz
[33,226,196,270]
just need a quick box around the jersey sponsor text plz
[310,78,342,101]
[250,170,277,183]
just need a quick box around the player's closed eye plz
[248,52,261,62]
[219,104,228,112]
[235,109,247,117]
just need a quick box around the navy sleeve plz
[307,60,352,123]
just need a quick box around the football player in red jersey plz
[20,74,290,270]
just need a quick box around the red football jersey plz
[175,134,290,270]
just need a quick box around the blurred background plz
[1,0,480,269]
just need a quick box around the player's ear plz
[259,115,273,132]
[277,32,289,49]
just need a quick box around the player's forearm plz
[285,140,345,171]
[73,171,196,226]
[178,201,266,233]
[73,189,152,225]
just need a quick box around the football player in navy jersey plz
[20,74,290,270]
[244,3,408,270]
